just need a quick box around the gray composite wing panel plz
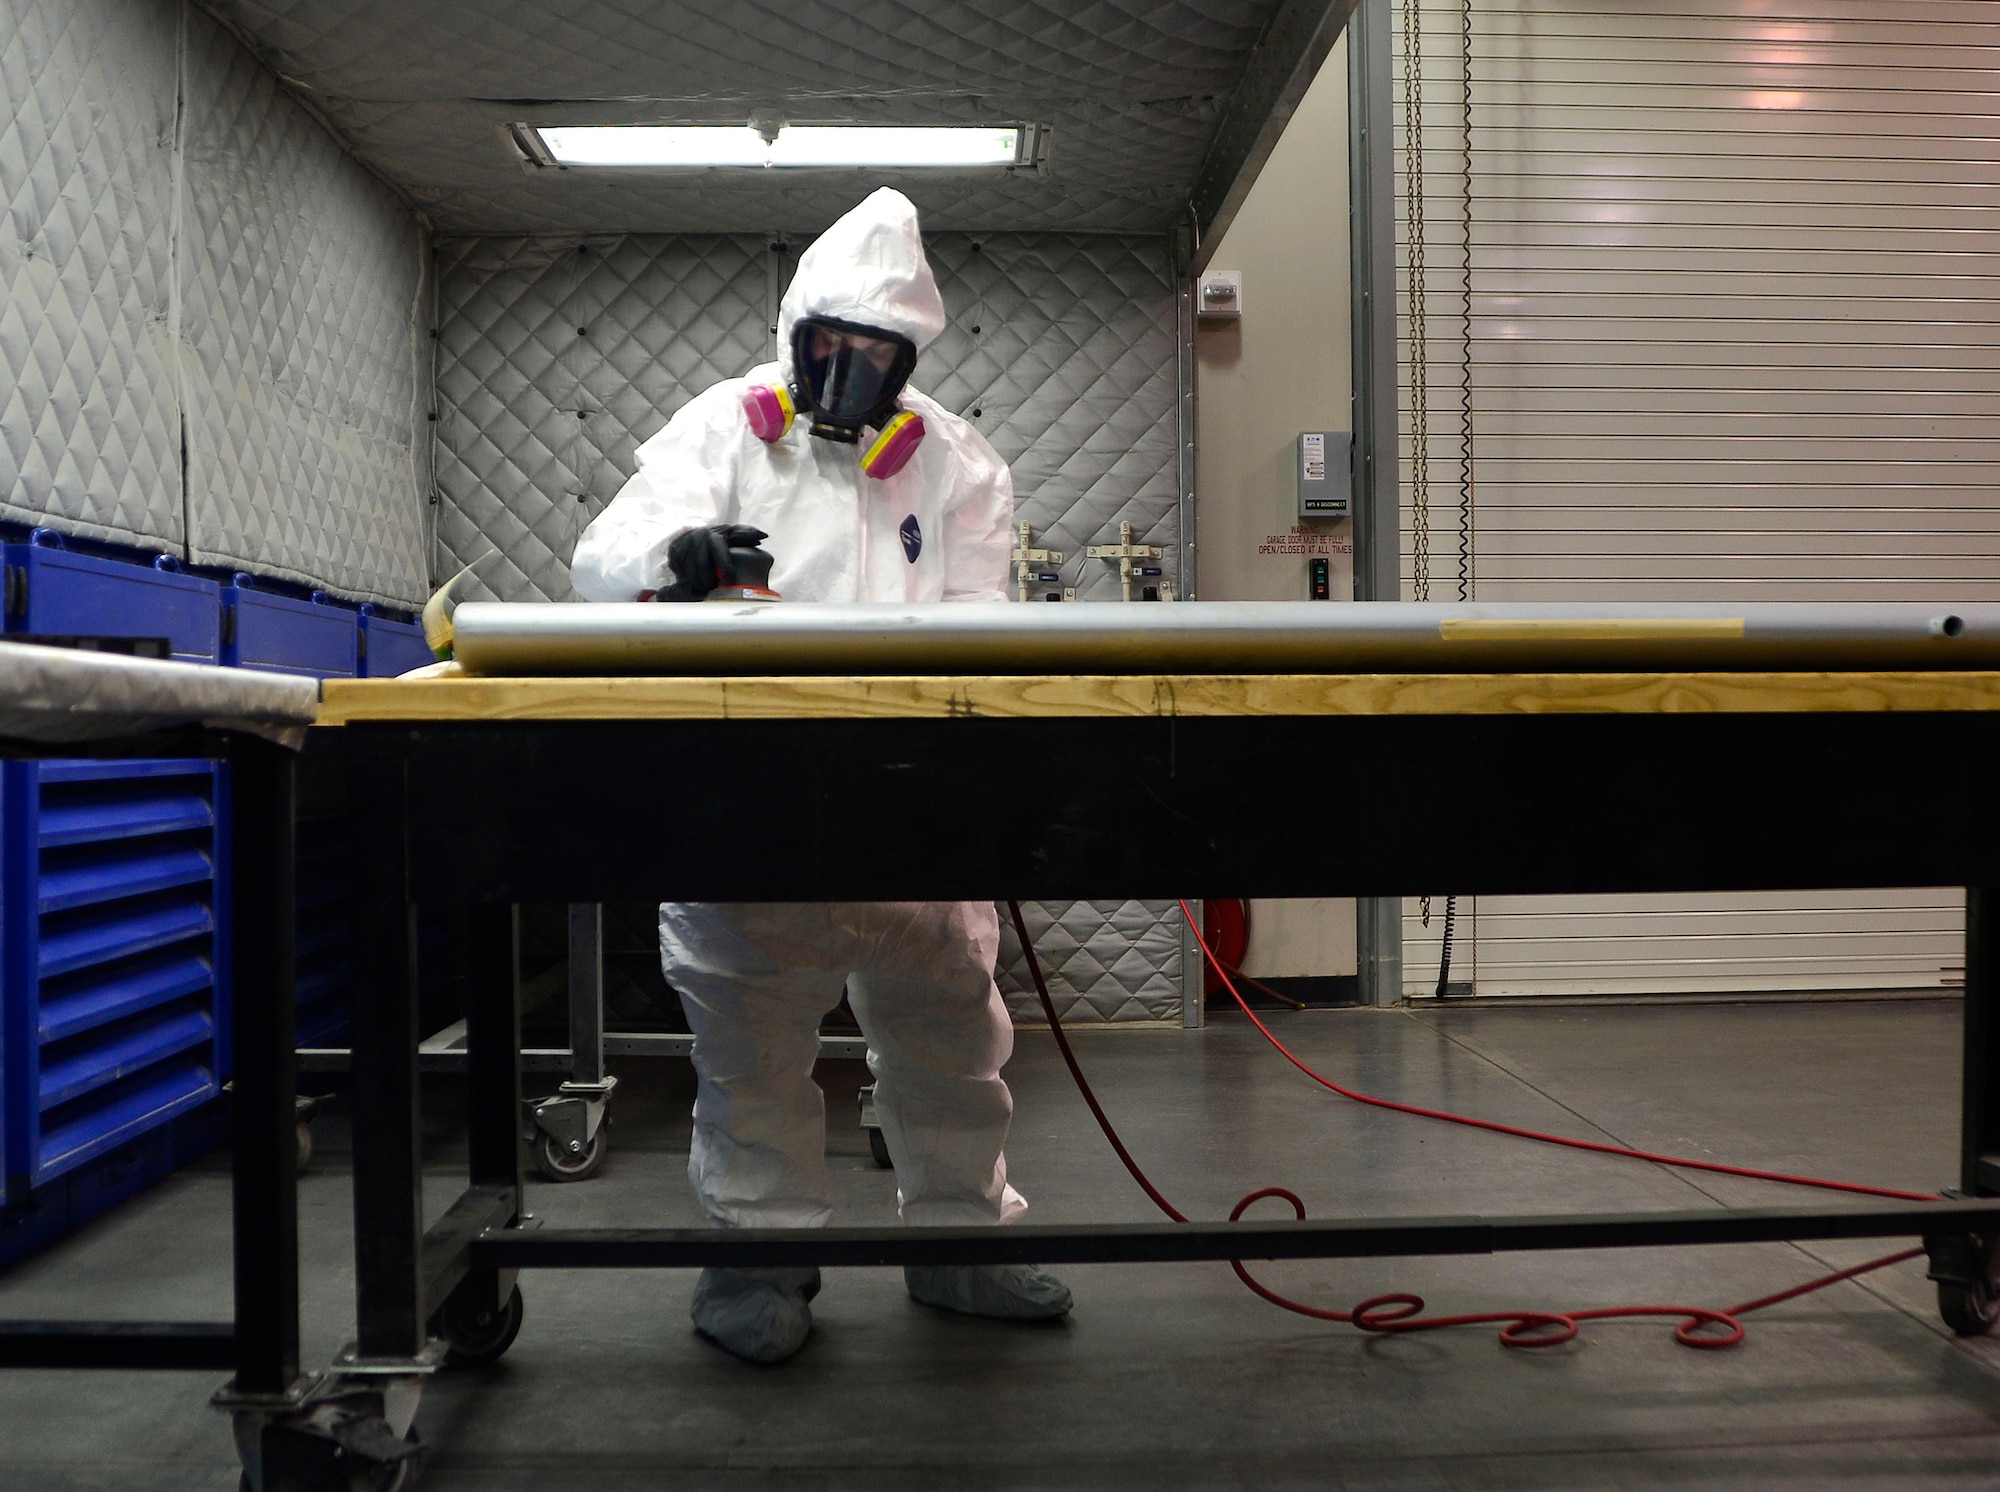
[449,600,2000,677]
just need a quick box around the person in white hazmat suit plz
[571,188,1071,1364]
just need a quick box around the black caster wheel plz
[365,1463,416,1492]
[867,1126,892,1169]
[238,1417,421,1492]
[439,1282,525,1368]
[535,1126,606,1182]
[1938,1276,2000,1337]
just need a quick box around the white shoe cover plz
[691,1267,822,1363]
[904,1263,1073,1320]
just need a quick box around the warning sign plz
[1301,432,1326,482]
[1258,526,1355,558]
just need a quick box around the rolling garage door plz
[1393,0,1999,996]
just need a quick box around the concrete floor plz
[2,997,1998,1489]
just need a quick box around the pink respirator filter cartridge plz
[743,383,795,442]
[860,410,925,479]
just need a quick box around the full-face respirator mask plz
[741,316,926,479]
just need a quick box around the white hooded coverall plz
[571,188,1025,1231]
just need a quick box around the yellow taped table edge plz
[315,671,2000,724]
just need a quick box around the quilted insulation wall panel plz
[0,0,430,606]
[434,229,1184,1020]
[178,5,430,608]
[433,235,772,600]
[0,0,184,549]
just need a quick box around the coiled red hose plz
[1004,899,1932,1350]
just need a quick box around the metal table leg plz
[527,904,617,1181]
[1926,885,2000,1334]
[465,905,524,1207]
[425,904,529,1367]
[1964,887,2000,1199]
[315,743,439,1482]
[346,750,427,1366]
[568,904,607,1091]
[227,736,304,1399]
[222,737,433,1491]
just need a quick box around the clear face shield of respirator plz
[790,317,918,442]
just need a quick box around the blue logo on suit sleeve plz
[899,514,923,563]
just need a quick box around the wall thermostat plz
[1195,270,1242,319]
[1298,430,1352,520]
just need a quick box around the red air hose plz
[1201,898,1251,997]
[1004,899,1932,1350]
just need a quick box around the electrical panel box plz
[1298,431,1352,521]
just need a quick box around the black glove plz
[658,524,770,602]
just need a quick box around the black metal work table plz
[315,667,2000,1385]
[0,642,317,1477]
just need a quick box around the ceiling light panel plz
[529,124,1027,170]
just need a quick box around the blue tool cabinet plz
[359,607,433,678]
[222,574,358,678]
[1,536,227,1233]
[1,544,403,1247]
[1,761,224,1187]
[3,532,220,663]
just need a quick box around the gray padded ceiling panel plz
[180,5,430,607]
[433,226,1183,1019]
[0,0,183,549]
[198,0,1277,235]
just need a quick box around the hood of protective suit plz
[777,188,947,383]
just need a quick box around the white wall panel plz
[1392,0,1993,996]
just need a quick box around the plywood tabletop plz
[314,670,2000,725]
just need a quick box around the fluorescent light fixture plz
[528,124,1027,170]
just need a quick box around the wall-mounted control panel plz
[1298,430,1352,521]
